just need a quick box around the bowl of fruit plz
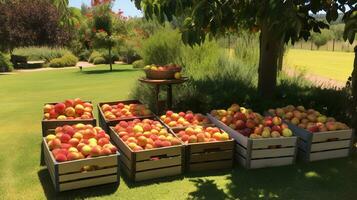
[144,63,182,80]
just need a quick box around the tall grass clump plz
[12,46,72,62]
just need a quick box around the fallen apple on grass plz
[46,124,117,162]
[113,119,181,151]
[43,98,93,120]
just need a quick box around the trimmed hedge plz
[12,46,71,62]
[0,52,13,72]
[49,53,79,68]
[132,59,145,68]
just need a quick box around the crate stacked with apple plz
[144,64,182,80]
[268,105,353,162]
[173,125,234,172]
[160,110,212,130]
[97,100,154,133]
[109,118,184,182]
[42,123,120,192]
[42,98,96,135]
[208,103,298,169]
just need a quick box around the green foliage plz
[311,29,333,49]
[93,56,106,65]
[132,59,145,68]
[0,52,13,72]
[48,53,78,68]
[88,49,118,64]
[88,51,102,63]
[12,47,71,62]
[139,26,183,65]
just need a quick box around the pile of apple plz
[268,105,350,133]
[43,98,93,120]
[160,110,210,128]
[175,126,230,143]
[211,104,294,138]
[46,124,117,162]
[113,119,181,151]
[101,103,152,120]
[144,63,181,72]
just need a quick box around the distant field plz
[285,49,354,81]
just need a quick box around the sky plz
[69,0,143,17]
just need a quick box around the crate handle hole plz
[326,138,339,142]
[268,145,282,149]
[81,165,100,172]
[150,154,168,161]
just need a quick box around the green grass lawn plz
[285,49,354,81]
[0,64,356,200]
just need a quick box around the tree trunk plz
[352,45,357,147]
[109,46,112,71]
[277,43,284,71]
[332,39,335,52]
[311,41,313,50]
[257,24,284,98]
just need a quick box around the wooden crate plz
[42,138,120,192]
[108,120,184,182]
[172,128,234,172]
[208,114,298,169]
[97,100,154,133]
[42,101,96,137]
[287,122,354,162]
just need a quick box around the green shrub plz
[132,59,145,68]
[89,49,118,64]
[49,53,78,68]
[139,26,183,65]
[12,46,71,62]
[0,52,13,72]
[88,51,102,63]
[78,49,92,61]
[93,57,106,65]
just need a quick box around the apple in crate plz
[160,110,210,128]
[176,126,230,144]
[101,103,152,120]
[43,98,93,120]
[268,105,350,133]
[113,119,181,151]
[46,124,117,162]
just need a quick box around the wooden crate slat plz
[309,148,350,161]
[43,144,56,186]
[251,147,295,159]
[120,160,133,180]
[135,146,181,161]
[136,156,181,171]
[59,167,117,182]
[109,127,132,160]
[120,152,132,171]
[190,150,233,163]
[189,140,234,153]
[297,149,309,162]
[235,154,247,168]
[250,157,294,169]
[59,174,118,192]
[311,140,351,152]
[297,138,309,152]
[135,166,181,182]
[312,130,352,143]
[58,155,117,174]
[207,114,248,147]
[251,137,297,149]
[235,144,248,158]
[189,160,232,171]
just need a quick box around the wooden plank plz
[250,157,294,169]
[297,149,309,162]
[311,140,351,152]
[43,141,56,186]
[312,130,352,143]
[119,160,133,180]
[59,174,118,191]
[136,156,182,171]
[135,146,181,161]
[135,166,182,182]
[58,154,117,174]
[235,144,248,158]
[297,138,309,152]
[251,147,295,159]
[251,137,297,149]
[59,167,117,182]
[109,127,132,160]
[189,160,232,171]
[309,148,350,161]
[120,152,132,171]
[235,154,247,168]
[207,114,248,147]
[190,150,233,163]
[189,140,234,153]
[285,121,310,141]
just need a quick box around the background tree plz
[0,0,69,52]
[132,0,356,99]
[311,29,334,50]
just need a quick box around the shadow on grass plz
[38,168,119,200]
[80,68,139,75]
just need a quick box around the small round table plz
[139,77,188,113]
